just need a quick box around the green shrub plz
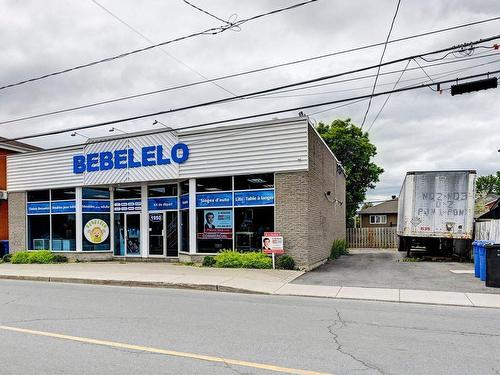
[215,250,243,268]
[2,253,12,262]
[276,254,295,270]
[202,256,216,267]
[11,251,31,264]
[52,254,68,263]
[28,250,55,264]
[241,252,272,269]
[330,239,348,260]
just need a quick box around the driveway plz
[293,248,500,294]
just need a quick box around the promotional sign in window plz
[83,200,110,213]
[262,232,284,254]
[27,202,50,215]
[180,194,189,209]
[51,200,76,214]
[197,209,233,239]
[114,199,141,212]
[196,192,232,208]
[234,190,274,206]
[84,219,110,244]
[148,197,178,211]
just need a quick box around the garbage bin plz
[473,240,480,278]
[479,241,489,281]
[0,240,8,258]
[485,244,500,288]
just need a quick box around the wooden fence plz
[475,220,500,242]
[347,227,398,248]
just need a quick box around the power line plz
[182,0,231,25]
[361,0,402,128]
[0,0,318,92]
[250,53,500,99]
[308,55,500,117]
[366,59,411,132]
[2,18,499,126]
[2,49,497,128]
[90,0,237,96]
[1,69,498,147]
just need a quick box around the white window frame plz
[369,214,387,225]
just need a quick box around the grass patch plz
[330,239,348,260]
[399,257,422,262]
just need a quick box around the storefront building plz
[7,117,346,269]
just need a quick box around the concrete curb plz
[2,274,500,309]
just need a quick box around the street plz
[0,280,499,374]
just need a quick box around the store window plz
[27,215,50,250]
[27,190,50,202]
[180,180,189,195]
[83,213,111,251]
[148,184,177,197]
[196,209,233,253]
[235,207,274,251]
[115,186,141,199]
[196,177,232,192]
[51,188,76,201]
[82,187,110,199]
[234,174,274,190]
[52,214,76,251]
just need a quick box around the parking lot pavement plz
[293,249,500,294]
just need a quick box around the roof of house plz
[359,198,398,215]
[0,136,42,153]
[477,197,500,221]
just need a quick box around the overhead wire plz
[90,0,237,96]
[0,35,500,125]
[361,0,402,128]
[182,0,232,25]
[308,55,500,116]
[2,18,500,125]
[1,69,498,147]
[0,0,318,92]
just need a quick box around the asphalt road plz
[294,250,500,294]
[0,280,499,375]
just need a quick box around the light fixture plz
[70,131,89,139]
[109,127,127,134]
[153,119,173,130]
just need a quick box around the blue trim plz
[196,192,233,208]
[148,197,178,211]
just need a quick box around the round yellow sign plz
[84,219,109,244]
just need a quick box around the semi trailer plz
[397,170,476,258]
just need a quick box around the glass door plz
[149,212,165,256]
[166,211,178,257]
[125,213,141,255]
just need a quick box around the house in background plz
[0,137,41,255]
[476,196,500,221]
[359,196,398,228]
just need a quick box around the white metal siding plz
[178,120,308,178]
[7,118,310,191]
[7,147,84,191]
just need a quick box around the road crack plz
[327,309,387,374]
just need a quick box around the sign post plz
[262,232,284,269]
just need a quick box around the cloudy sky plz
[1,0,499,200]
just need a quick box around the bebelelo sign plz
[72,143,189,174]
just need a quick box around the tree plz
[317,119,384,227]
[476,171,500,196]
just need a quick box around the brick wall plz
[275,126,346,270]
[306,127,346,268]
[275,171,310,267]
[8,191,26,252]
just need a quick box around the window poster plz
[197,209,233,239]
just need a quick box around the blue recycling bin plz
[479,241,492,282]
[473,240,480,278]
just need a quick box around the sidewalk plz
[1,262,499,309]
